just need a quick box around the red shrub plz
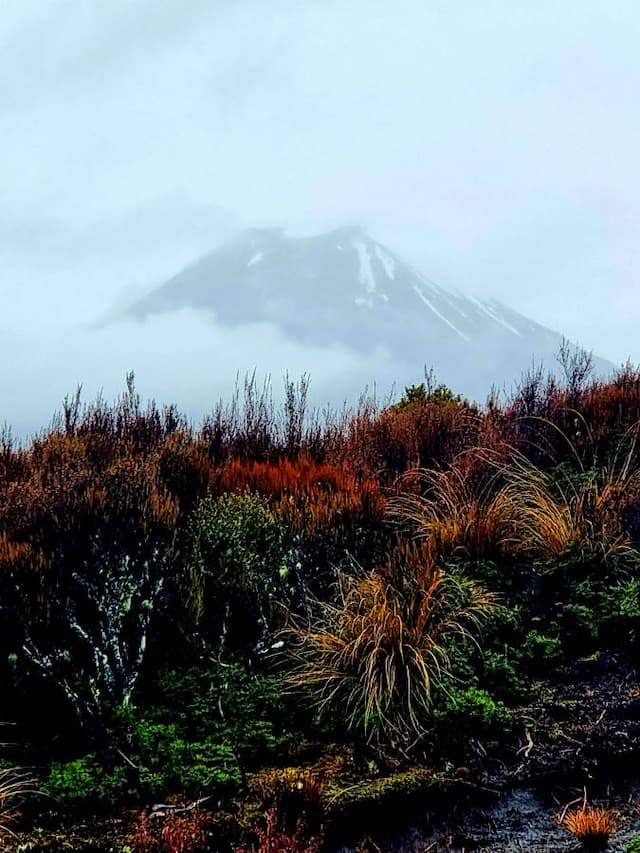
[235,806,321,853]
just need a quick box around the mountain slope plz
[125,226,613,400]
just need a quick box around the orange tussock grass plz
[391,435,640,566]
[561,805,620,846]
[388,461,513,562]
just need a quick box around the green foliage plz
[481,648,530,704]
[544,572,640,655]
[434,685,513,739]
[47,755,129,806]
[46,664,302,807]
[187,491,289,654]
[625,838,640,853]
[430,685,513,764]
[392,382,464,411]
[189,491,283,593]
[133,722,241,796]
[520,631,562,672]
[149,665,300,764]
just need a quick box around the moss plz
[324,767,452,830]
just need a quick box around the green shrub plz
[186,491,289,656]
[431,685,513,763]
[481,648,530,703]
[46,664,302,807]
[434,685,512,737]
[150,665,301,764]
[520,631,562,673]
[47,755,130,807]
[135,725,241,797]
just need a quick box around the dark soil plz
[6,654,640,852]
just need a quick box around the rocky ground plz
[6,653,640,852]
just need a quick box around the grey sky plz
[1,0,639,430]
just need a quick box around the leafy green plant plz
[186,491,289,657]
[46,664,301,807]
[519,631,562,673]
[46,755,130,806]
[391,382,465,411]
[432,685,513,759]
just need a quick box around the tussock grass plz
[390,430,640,567]
[282,546,497,745]
[499,437,640,563]
[561,805,620,847]
[389,463,512,561]
[0,766,33,840]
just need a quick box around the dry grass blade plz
[0,766,35,840]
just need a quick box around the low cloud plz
[0,309,397,439]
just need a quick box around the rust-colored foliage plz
[133,808,210,853]
[336,396,482,481]
[215,455,386,540]
[389,460,512,561]
[234,806,322,853]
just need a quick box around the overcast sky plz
[1,1,639,432]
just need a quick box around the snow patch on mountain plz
[413,285,470,341]
[375,244,396,280]
[470,295,521,336]
[353,238,389,307]
[247,251,264,267]
[354,239,376,294]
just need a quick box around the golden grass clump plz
[389,464,512,561]
[499,448,640,563]
[282,544,497,745]
[561,805,620,848]
[391,437,640,567]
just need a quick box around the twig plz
[116,748,138,771]
[516,729,534,758]
[557,795,584,825]
[150,796,212,818]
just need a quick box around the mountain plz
[124,226,614,401]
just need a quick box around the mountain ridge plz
[121,226,614,401]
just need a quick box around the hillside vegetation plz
[2,356,640,850]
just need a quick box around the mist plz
[2,1,639,434]
[0,310,402,439]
